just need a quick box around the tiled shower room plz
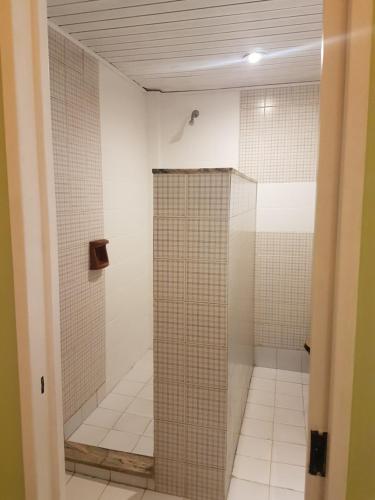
[47,4,320,499]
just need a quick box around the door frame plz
[0,1,65,499]
[1,0,373,499]
[307,1,373,499]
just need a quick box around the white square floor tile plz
[270,486,304,500]
[229,371,307,500]
[114,413,151,435]
[241,417,273,440]
[132,436,153,456]
[65,474,107,500]
[245,403,275,422]
[142,491,184,499]
[70,425,108,446]
[273,423,306,446]
[125,363,153,383]
[135,352,153,370]
[100,430,140,453]
[227,478,269,500]
[274,408,305,427]
[84,408,122,429]
[275,393,303,411]
[133,356,152,371]
[113,379,144,397]
[82,395,98,421]
[237,435,272,461]
[250,377,276,393]
[100,482,144,499]
[277,370,302,384]
[138,383,153,401]
[253,367,277,380]
[100,394,134,413]
[276,381,302,397]
[143,420,154,437]
[232,455,271,484]
[272,442,307,466]
[270,462,306,492]
[127,398,154,418]
[248,389,275,407]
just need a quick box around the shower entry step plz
[65,441,154,490]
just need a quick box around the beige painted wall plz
[0,64,25,500]
[346,10,375,499]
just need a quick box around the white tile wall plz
[256,208,314,233]
[49,26,106,423]
[256,183,316,233]
[99,62,153,392]
[257,183,316,211]
[254,233,313,351]
[254,347,310,373]
[239,85,319,356]
[155,91,240,170]
[51,25,154,425]
[239,85,319,183]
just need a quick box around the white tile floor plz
[227,367,309,500]
[65,473,175,500]
[70,350,154,457]
[67,367,309,500]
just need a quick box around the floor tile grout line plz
[96,478,110,500]
[65,471,74,485]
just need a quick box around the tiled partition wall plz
[49,27,106,424]
[153,169,256,500]
[239,84,319,371]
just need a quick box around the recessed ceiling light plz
[245,51,265,64]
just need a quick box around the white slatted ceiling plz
[47,0,322,91]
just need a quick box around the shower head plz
[189,109,200,125]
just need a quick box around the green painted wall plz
[0,67,25,498]
[346,14,375,500]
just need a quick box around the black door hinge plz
[309,431,328,477]
[41,376,45,394]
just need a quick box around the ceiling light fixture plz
[245,51,265,64]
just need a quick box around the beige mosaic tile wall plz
[153,169,256,500]
[239,85,319,183]
[239,85,319,352]
[49,27,105,422]
[255,233,314,349]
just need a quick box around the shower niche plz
[153,168,257,500]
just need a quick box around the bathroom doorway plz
[1,0,374,495]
